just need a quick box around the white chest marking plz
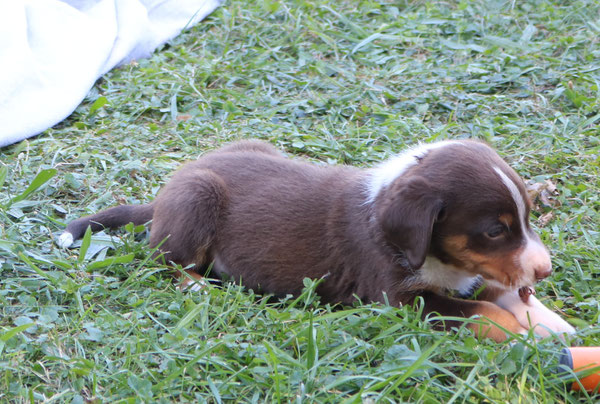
[416,257,479,294]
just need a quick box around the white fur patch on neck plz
[365,140,460,203]
[417,257,480,294]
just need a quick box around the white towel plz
[0,0,221,147]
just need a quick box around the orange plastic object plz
[560,347,600,392]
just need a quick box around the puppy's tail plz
[57,204,154,248]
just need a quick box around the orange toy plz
[560,347,600,392]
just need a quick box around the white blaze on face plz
[493,166,551,285]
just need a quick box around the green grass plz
[1,0,600,402]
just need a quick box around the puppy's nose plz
[534,265,552,281]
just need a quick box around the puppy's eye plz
[485,225,505,239]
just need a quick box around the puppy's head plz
[372,140,550,290]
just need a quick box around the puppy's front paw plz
[495,290,575,338]
[518,299,576,337]
[177,274,209,294]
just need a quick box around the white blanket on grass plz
[0,0,222,148]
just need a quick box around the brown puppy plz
[58,140,575,341]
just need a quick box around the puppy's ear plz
[376,176,444,270]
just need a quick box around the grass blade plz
[306,311,316,371]
[78,226,92,263]
[0,165,7,191]
[10,168,56,204]
[86,253,135,270]
[18,252,60,287]
[0,323,36,343]
[172,301,205,335]
[0,323,36,356]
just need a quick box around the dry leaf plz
[538,211,553,226]
[526,179,559,208]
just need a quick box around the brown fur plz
[62,140,550,341]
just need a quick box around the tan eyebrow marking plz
[498,213,513,227]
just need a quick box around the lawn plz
[1,0,599,402]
